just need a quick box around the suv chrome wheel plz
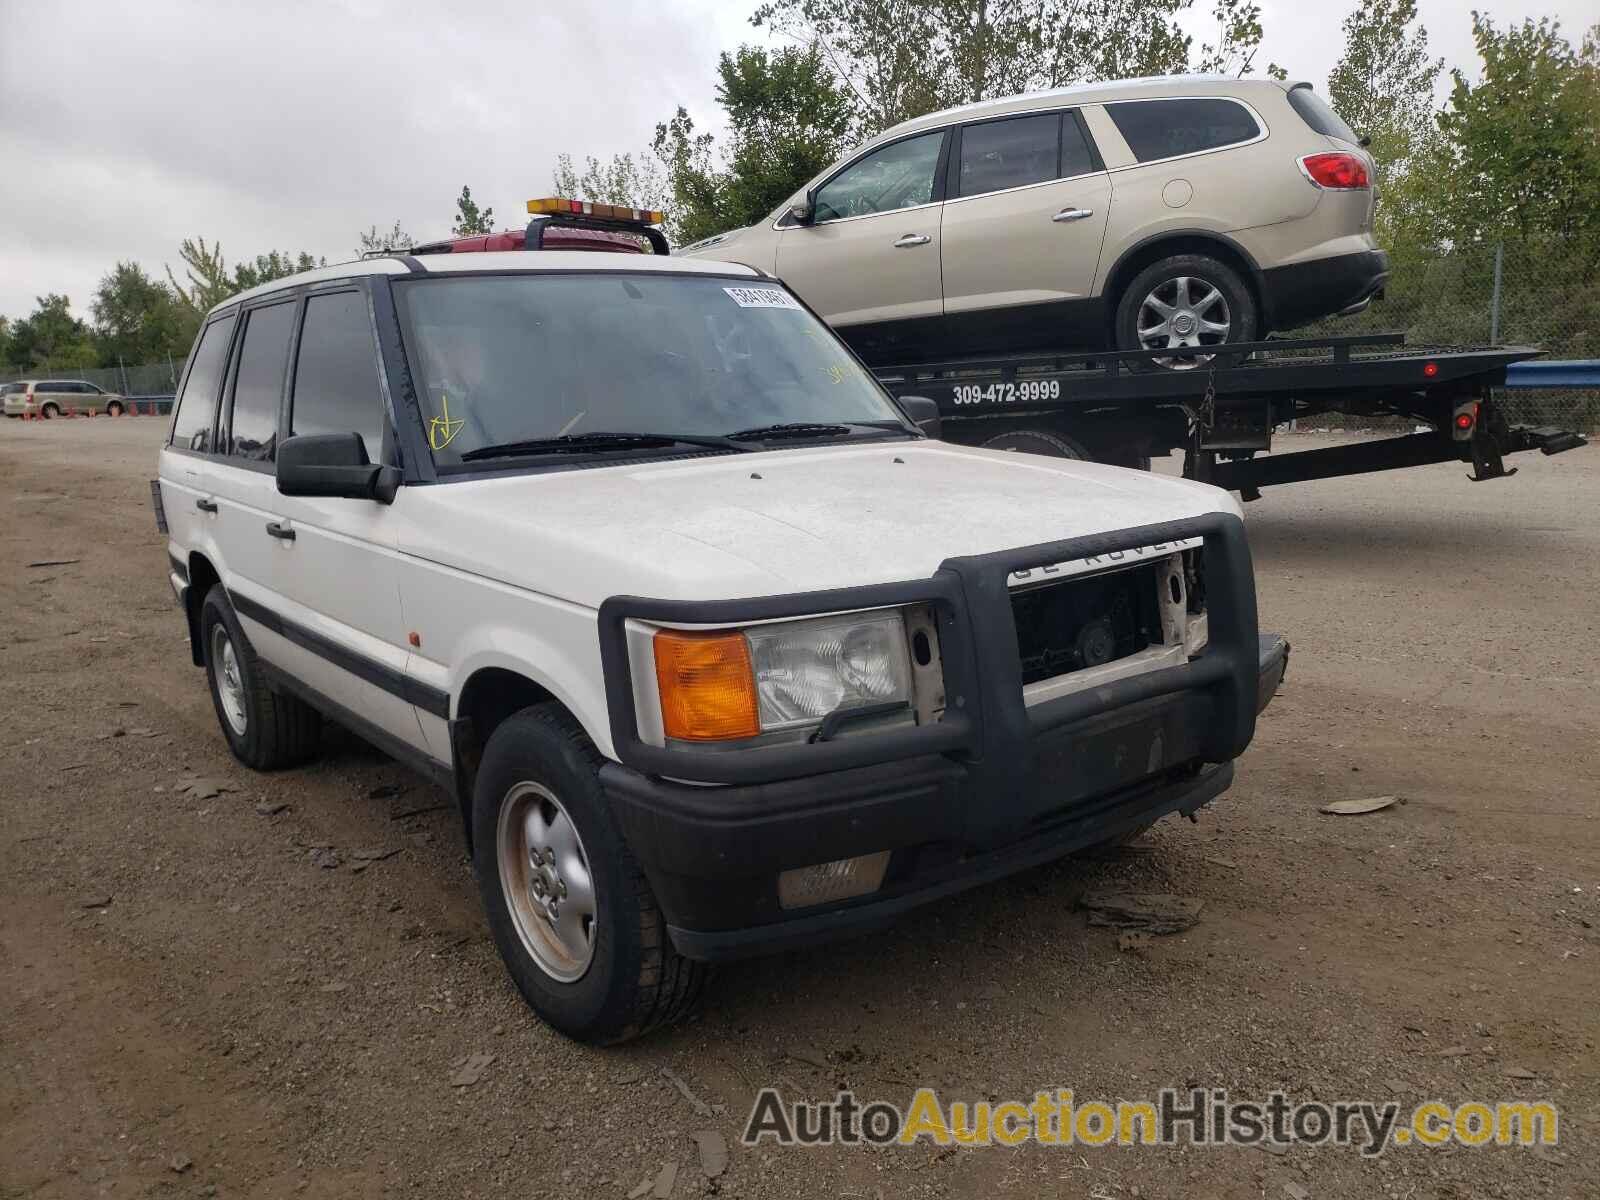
[1136,276,1232,369]
[497,781,597,982]
[210,625,248,736]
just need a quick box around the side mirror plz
[788,189,817,225]
[897,395,941,441]
[276,433,399,504]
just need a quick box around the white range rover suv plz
[156,246,1288,1042]
[680,75,1388,367]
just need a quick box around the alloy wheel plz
[1136,275,1232,369]
[497,781,597,982]
[210,625,248,736]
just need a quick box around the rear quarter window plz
[170,315,238,452]
[1108,98,1261,163]
[1287,86,1360,144]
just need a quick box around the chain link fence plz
[0,359,180,396]
[1302,234,1600,431]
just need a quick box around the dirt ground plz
[2,417,1595,1200]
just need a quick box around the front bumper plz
[1260,248,1390,331]
[596,513,1287,961]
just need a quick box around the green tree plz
[1327,0,1445,256]
[552,152,669,212]
[451,186,495,236]
[3,295,96,371]
[357,221,416,256]
[753,0,1278,135]
[166,237,235,317]
[1328,0,1442,170]
[90,262,195,366]
[1435,14,1600,246]
[231,251,323,292]
[652,43,855,245]
[166,239,325,316]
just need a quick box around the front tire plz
[106,400,124,417]
[1116,253,1256,371]
[200,585,321,769]
[473,705,706,1043]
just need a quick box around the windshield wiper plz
[725,422,855,442]
[459,431,744,462]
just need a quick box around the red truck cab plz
[412,198,668,257]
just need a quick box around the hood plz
[399,442,1239,609]
[677,224,757,259]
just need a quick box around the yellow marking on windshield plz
[429,393,464,451]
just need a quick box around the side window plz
[225,301,295,462]
[291,290,384,459]
[1107,98,1261,163]
[958,113,1061,196]
[1286,86,1359,144]
[813,131,944,222]
[169,314,237,452]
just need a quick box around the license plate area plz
[1030,691,1212,815]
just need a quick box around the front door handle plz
[893,233,931,248]
[1052,207,1095,223]
[195,498,218,513]
[265,521,296,542]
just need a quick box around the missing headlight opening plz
[1012,550,1208,694]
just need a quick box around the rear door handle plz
[893,233,931,248]
[195,498,217,513]
[1052,208,1095,223]
[265,521,295,542]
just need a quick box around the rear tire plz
[1115,253,1256,372]
[200,585,322,770]
[473,704,707,1044]
[41,403,60,419]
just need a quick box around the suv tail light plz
[1299,152,1370,189]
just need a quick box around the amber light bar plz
[527,197,665,225]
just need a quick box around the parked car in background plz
[678,75,1388,369]
[2,379,127,418]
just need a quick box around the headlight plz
[746,611,912,733]
[652,610,914,743]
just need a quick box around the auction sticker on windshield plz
[725,286,802,310]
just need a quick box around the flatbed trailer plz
[872,334,1586,498]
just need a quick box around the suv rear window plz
[171,315,237,452]
[1,383,24,395]
[1107,98,1260,163]
[1287,85,1360,145]
[959,113,1061,196]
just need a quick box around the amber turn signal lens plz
[653,629,760,741]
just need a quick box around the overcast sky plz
[1,0,1592,324]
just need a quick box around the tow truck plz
[871,335,1587,496]
[435,199,1586,492]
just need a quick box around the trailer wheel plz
[982,429,1090,460]
[1116,253,1256,371]
[982,428,1149,470]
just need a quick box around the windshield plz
[394,272,906,466]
